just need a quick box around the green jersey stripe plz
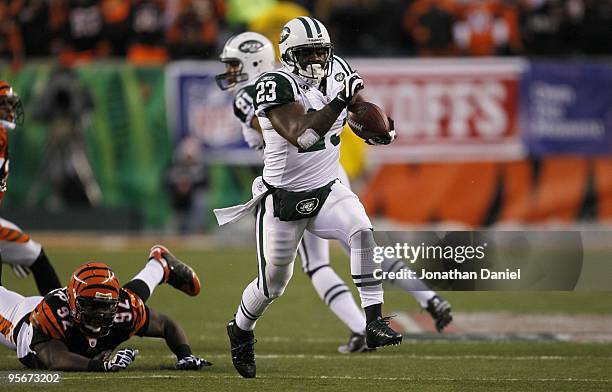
[297,17,313,38]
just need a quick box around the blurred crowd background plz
[1,0,611,69]
[0,0,611,234]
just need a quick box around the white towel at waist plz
[213,176,268,226]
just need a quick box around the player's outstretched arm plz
[34,339,92,371]
[33,340,138,372]
[144,308,211,370]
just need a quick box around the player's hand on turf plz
[11,264,31,278]
[103,348,139,372]
[175,355,212,370]
[337,71,364,103]
[365,117,397,145]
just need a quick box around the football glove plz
[11,264,31,278]
[103,348,138,372]
[175,355,212,370]
[365,117,397,145]
[337,71,364,103]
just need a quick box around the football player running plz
[216,32,452,356]
[217,32,373,354]
[0,245,210,371]
[0,81,62,296]
[215,17,404,378]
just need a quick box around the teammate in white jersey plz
[217,32,453,358]
[215,17,404,378]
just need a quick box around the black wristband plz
[328,98,346,115]
[88,359,106,372]
[175,344,192,360]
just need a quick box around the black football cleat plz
[425,295,453,333]
[338,332,376,354]
[365,316,402,348]
[149,245,201,296]
[227,319,256,378]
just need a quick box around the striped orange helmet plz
[67,262,120,337]
[0,81,23,130]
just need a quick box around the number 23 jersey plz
[253,56,354,191]
[25,287,148,367]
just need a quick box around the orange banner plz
[361,157,612,226]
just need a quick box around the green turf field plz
[1,246,611,391]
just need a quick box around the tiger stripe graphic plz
[124,289,147,336]
[29,301,65,340]
[70,264,119,300]
[0,227,29,243]
[0,314,13,342]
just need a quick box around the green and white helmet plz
[279,16,333,84]
[216,32,276,91]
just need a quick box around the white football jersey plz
[253,56,354,191]
[232,81,264,149]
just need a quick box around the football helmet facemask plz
[0,81,23,130]
[67,262,120,337]
[216,32,276,91]
[279,17,333,85]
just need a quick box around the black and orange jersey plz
[27,287,149,362]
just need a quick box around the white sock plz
[311,266,365,334]
[131,259,165,297]
[235,279,273,331]
[381,258,435,308]
[351,247,384,308]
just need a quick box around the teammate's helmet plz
[0,81,23,130]
[279,17,333,84]
[67,262,120,337]
[216,32,276,91]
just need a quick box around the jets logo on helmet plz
[67,262,121,337]
[216,32,276,91]
[238,40,264,53]
[0,81,23,130]
[279,27,291,44]
[279,17,333,85]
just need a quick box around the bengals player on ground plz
[0,245,210,371]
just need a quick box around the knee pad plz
[265,264,293,299]
[266,230,299,267]
[266,283,288,299]
[349,229,377,249]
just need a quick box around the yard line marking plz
[392,312,423,333]
[61,374,612,383]
[200,332,612,343]
[198,335,344,343]
[119,353,612,361]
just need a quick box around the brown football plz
[347,101,390,140]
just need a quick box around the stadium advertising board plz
[165,61,262,165]
[352,58,527,163]
[167,59,527,165]
[521,62,612,156]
